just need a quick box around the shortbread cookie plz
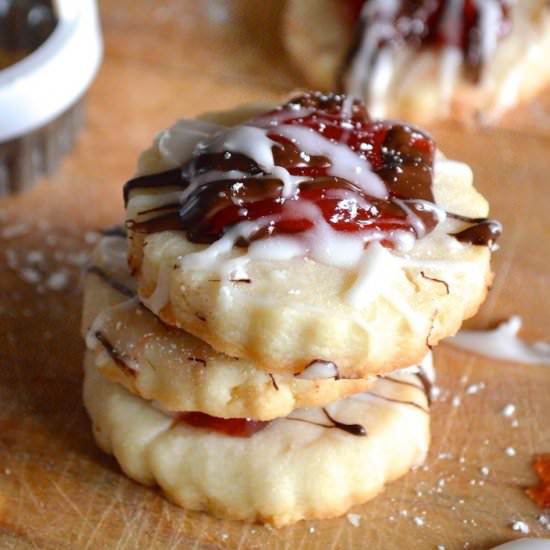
[284,0,550,124]
[83,351,431,526]
[82,234,376,420]
[124,93,499,376]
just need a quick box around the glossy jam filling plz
[125,92,501,248]
[526,453,550,510]
[177,412,269,438]
[344,0,511,82]
[126,93,443,247]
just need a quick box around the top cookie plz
[125,91,500,376]
[284,0,550,124]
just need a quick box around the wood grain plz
[1,1,550,548]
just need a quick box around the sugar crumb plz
[84,231,100,244]
[46,270,69,291]
[2,223,29,239]
[27,250,44,264]
[501,404,516,417]
[537,514,550,530]
[510,520,529,534]
[430,385,442,400]
[465,382,485,395]
[505,447,516,457]
[347,513,361,527]
[20,267,41,284]
[413,516,424,526]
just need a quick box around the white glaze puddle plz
[448,316,550,366]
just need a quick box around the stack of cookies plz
[81,92,500,526]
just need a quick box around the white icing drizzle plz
[346,241,392,308]
[207,126,276,172]
[156,119,223,168]
[490,540,550,550]
[345,0,401,117]
[448,316,550,366]
[296,361,339,380]
[477,0,504,80]
[142,259,174,315]
[438,47,463,116]
[274,124,386,198]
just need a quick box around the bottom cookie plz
[83,352,431,526]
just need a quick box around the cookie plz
[82,234,376,420]
[83,351,431,526]
[283,0,550,124]
[124,92,499,376]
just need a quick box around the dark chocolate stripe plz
[86,266,135,298]
[365,391,429,414]
[94,331,136,378]
[100,225,127,238]
[123,168,188,206]
[287,408,367,437]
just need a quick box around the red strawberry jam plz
[342,0,511,84]
[177,412,268,438]
[125,92,500,248]
[126,92,441,248]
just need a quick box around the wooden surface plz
[1,2,550,548]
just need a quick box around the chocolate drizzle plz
[364,391,429,414]
[452,220,502,247]
[323,408,367,436]
[100,225,127,238]
[447,212,502,247]
[269,373,280,391]
[377,369,433,409]
[124,93,500,252]
[420,271,450,295]
[94,331,136,378]
[287,408,367,437]
[124,93,442,248]
[86,266,135,298]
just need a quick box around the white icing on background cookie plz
[343,0,517,119]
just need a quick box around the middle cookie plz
[82,234,376,420]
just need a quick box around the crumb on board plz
[510,520,530,534]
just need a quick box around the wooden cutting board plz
[1,2,549,548]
